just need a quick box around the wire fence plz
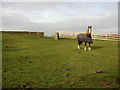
[59,32,120,41]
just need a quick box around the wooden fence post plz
[41,32,44,37]
[55,32,59,40]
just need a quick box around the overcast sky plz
[0,2,118,35]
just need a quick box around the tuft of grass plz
[2,33,119,88]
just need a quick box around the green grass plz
[2,33,119,88]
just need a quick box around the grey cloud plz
[2,12,118,34]
[2,13,31,30]
[1,2,118,34]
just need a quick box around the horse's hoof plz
[84,47,87,51]
[88,47,91,50]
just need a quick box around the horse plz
[77,26,93,50]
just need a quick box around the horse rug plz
[77,34,93,43]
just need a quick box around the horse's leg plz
[78,41,81,49]
[84,42,87,50]
[88,43,91,50]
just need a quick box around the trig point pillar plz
[55,32,59,40]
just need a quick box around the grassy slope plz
[2,33,118,88]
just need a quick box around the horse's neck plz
[86,33,91,38]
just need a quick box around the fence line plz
[59,32,120,41]
[2,31,120,41]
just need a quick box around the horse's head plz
[87,26,92,33]
[86,26,92,38]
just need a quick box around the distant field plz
[2,33,119,88]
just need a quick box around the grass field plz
[2,33,119,88]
